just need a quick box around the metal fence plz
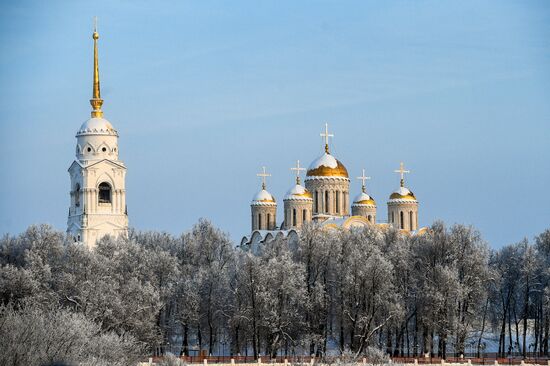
[143,355,550,365]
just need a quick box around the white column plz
[113,190,117,212]
[86,189,91,212]
[343,191,348,215]
[117,189,122,213]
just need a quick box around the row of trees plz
[0,221,549,365]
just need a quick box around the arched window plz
[292,209,297,226]
[98,182,112,204]
[267,213,271,229]
[303,209,307,222]
[258,213,262,230]
[75,183,80,207]
[325,191,329,213]
[400,211,404,229]
[335,191,340,213]
[409,211,414,230]
[391,211,394,223]
[367,215,372,223]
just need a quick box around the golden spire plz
[291,160,306,185]
[357,169,371,193]
[90,17,104,118]
[320,123,334,154]
[394,162,411,188]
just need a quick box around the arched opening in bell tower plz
[98,182,112,204]
[75,183,81,207]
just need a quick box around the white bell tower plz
[67,22,128,249]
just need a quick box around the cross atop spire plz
[320,123,334,154]
[257,166,271,190]
[290,160,306,185]
[357,169,371,193]
[394,162,411,187]
[90,17,104,118]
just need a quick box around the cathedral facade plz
[242,124,423,247]
[63,28,421,250]
[67,27,128,249]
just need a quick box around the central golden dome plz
[306,153,349,178]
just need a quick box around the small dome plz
[352,191,376,206]
[77,117,118,136]
[306,153,348,178]
[251,189,276,204]
[389,186,417,201]
[284,184,313,201]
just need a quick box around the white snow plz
[353,191,373,203]
[77,117,117,135]
[284,184,312,200]
[308,153,338,170]
[251,189,275,202]
[393,186,412,196]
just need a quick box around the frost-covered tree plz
[185,219,234,355]
[0,302,142,366]
[535,229,550,356]
[296,223,338,356]
[1,221,549,359]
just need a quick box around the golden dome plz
[356,198,376,205]
[252,189,276,204]
[284,184,313,200]
[353,191,376,206]
[306,153,349,178]
[389,186,417,201]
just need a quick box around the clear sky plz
[1,1,549,248]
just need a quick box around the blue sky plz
[1,1,549,248]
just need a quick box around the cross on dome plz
[394,162,411,187]
[290,160,306,185]
[357,169,371,193]
[257,166,271,190]
[320,123,334,154]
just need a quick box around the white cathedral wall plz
[387,202,418,231]
[76,134,119,161]
[305,177,350,216]
[251,205,277,231]
[351,205,377,223]
[68,147,128,249]
[283,200,313,229]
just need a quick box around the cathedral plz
[241,124,425,247]
[64,27,424,250]
[67,26,128,249]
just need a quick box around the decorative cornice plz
[387,199,418,205]
[283,196,313,202]
[351,203,377,208]
[251,201,277,207]
[304,176,350,182]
